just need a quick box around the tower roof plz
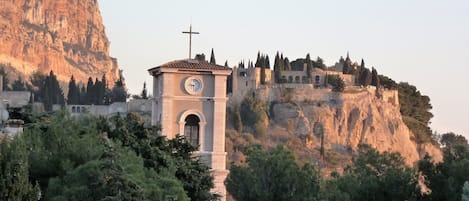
[148,59,231,75]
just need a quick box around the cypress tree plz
[224,60,228,67]
[255,51,261,67]
[306,54,313,83]
[0,65,10,91]
[11,76,26,91]
[86,77,94,105]
[274,52,282,83]
[265,55,270,69]
[140,82,148,99]
[315,57,326,70]
[67,75,80,105]
[371,67,379,87]
[210,48,216,64]
[284,57,291,71]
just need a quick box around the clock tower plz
[148,58,232,201]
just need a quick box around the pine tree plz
[210,48,216,64]
[67,75,80,104]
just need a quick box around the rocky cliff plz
[0,0,119,85]
[227,87,442,167]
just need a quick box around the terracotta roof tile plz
[149,59,231,72]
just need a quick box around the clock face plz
[184,77,203,95]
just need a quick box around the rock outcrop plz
[0,0,119,85]
[236,87,442,166]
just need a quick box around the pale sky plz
[99,0,469,138]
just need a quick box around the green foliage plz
[210,48,216,64]
[240,95,268,129]
[463,182,469,201]
[440,132,468,148]
[398,82,434,143]
[314,56,327,70]
[0,110,218,201]
[325,145,419,201]
[43,71,65,110]
[378,75,398,90]
[233,106,243,133]
[99,113,218,201]
[371,67,380,88]
[67,75,80,104]
[358,67,372,87]
[328,75,345,92]
[11,76,27,91]
[418,135,469,201]
[226,145,320,201]
[0,64,11,91]
[111,70,129,102]
[0,137,39,201]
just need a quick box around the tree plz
[226,145,320,201]
[224,60,228,67]
[85,77,95,104]
[371,67,380,87]
[274,52,284,83]
[67,75,80,105]
[140,82,148,99]
[418,135,469,201]
[0,137,39,201]
[440,132,468,148]
[398,82,433,143]
[315,57,327,70]
[29,71,47,102]
[100,114,218,201]
[0,64,10,91]
[306,54,313,83]
[111,70,129,103]
[359,68,372,87]
[328,75,345,92]
[327,145,419,201]
[210,48,216,64]
[463,182,469,201]
[11,76,27,91]
[42,71,65,110]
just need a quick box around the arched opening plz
[184,114,200,146]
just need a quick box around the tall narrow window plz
[184,115,200,147]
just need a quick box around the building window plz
[295,76,300,83]
[288,76,293,83]
[72,106,76,113]
[184,115,200,147]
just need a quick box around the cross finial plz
[182,24,200,59]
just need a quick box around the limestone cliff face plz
[252,87,441,166]
[0,0,119,84]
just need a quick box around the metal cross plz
[182,24,199,59]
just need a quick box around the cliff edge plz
[0,0,119,84]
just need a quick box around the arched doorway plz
[184,114,200,146]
